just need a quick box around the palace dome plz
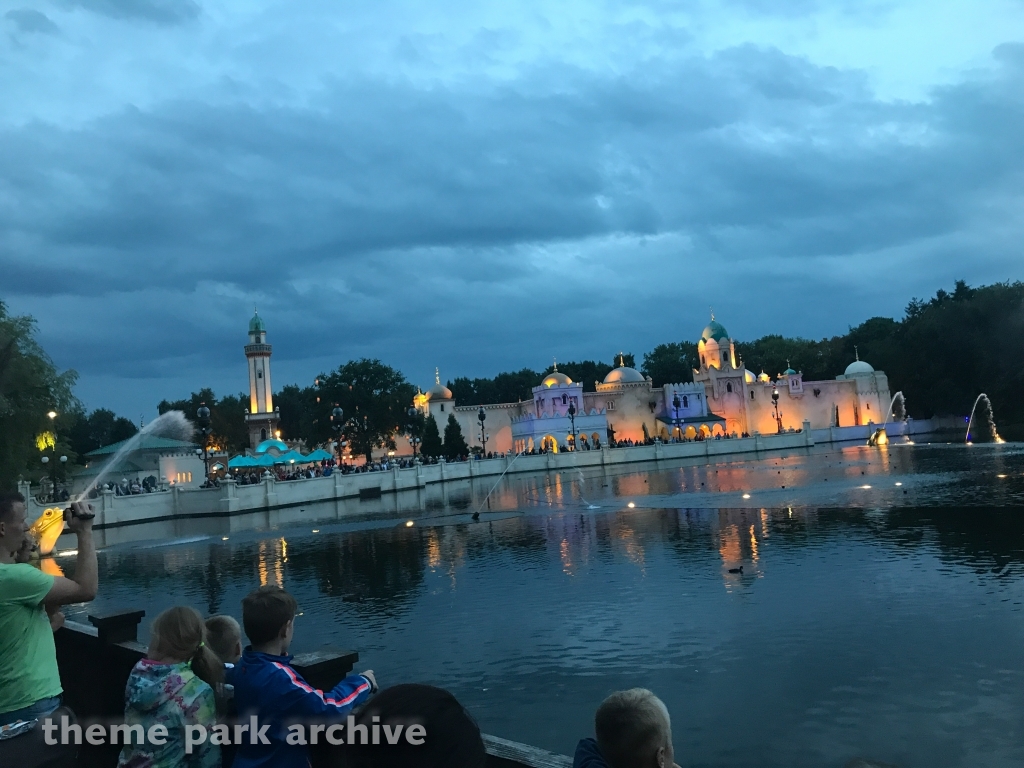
[254,438,287,454]
[604,366,645,384]
[604,355,645,385]
[744,369,757,384]
[542,371,572,388]
[249,311,266,333]
[784,367,797,375]
[701,319,729,342]
[425,368,453,400]
[426,381,453,401]
[844,360,875,376]
[757,371,770,382]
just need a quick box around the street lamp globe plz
[60,456,68,464]
[41,456,49,464]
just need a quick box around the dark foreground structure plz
[53,609,570,768]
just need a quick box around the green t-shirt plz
[0,562,60,714]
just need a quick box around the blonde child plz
[117,606,222,768]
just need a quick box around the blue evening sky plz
[2,0,1023,419]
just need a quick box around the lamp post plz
[771,386,783,434]
[196,403,212,478]
[477,408,487,456]
[42,410,67,501]
[567,401,577,451]
[672,393,681,442]
[407,407,421,461]
[331,405,344,466]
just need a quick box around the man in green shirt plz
[0,492,98,725]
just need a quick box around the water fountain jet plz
[965,394,1002,444]
[74,410,196,501]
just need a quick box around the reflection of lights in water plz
[222,536,229,541]
[997,474,1007,479]
[861,485,872,489]
[627,502,635,508]
[749,524,759,563]
[426,530,441,569]
[405,520,414,527]
[560,539,574,576]
[56,549,78,557]
[895,482,902,487]
[311,529,319,533]
[742,494,751,499]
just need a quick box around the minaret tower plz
[244,309,279,448]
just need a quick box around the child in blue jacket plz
[228,585,377,768]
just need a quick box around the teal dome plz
[249,311,266,333]
[255,438,287,454]
[701,320,729,342]
[784,367,796,375]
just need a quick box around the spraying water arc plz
[74,410,196,501]
[965,394,1003,444]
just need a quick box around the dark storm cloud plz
[2,29,1023,414]
[5,9,60,34]
[58,0,199,24]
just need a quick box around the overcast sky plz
[3,0,1023,420]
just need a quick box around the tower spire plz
[855,345,860,361]
[435,367,441,385]
[710,306,715,321]
[552,357,558,372]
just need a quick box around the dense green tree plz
[448,367,540,406]
[274,384,318,444]
[66,408,139,456]
[420,415,443,458]
[443,413,469,460]
[0,302,79,489]
[312,359,416,462]
[734,335,847,382]
[863,281,1024,434]
[642,342,698,386]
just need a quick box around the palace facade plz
[414,316,891,455]
[238,311,891,458]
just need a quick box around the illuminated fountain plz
[28,411,195,554]
[76,410,195,500]
[966,394,1003,444]
[868,391,907,447]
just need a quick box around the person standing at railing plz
[0,494,98,727]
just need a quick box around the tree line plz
[4,280,1023,488]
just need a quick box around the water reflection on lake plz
[72,443,1024,767]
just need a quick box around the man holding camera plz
[0,492,98,726]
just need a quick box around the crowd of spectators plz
[1,489,680,768]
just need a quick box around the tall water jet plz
[965,394,1002,444]
[884,391,907,427]
[75,410,196,501]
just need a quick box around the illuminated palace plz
[413,315,891,454]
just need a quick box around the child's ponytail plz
[189,640,225,689]
[149,606,225,688]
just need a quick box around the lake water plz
[66,441,1024,767]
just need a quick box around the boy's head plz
[242,585,297,651]
[205,614,243,664]
[595,688,675,768]
[0,492,27,557]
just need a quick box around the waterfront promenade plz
[25,418,950,550]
